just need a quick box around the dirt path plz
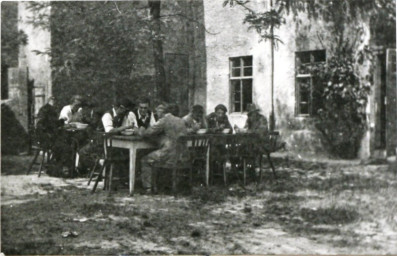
[1,156,397,254]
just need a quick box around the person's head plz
[138,97,150,116]
[48,96,56,106]
[71,95,83,108]
[113,98,132,116]
[191,105,204,121]
[155,102,168,119]
[247,103,260,119]
[214,104,227,119]
[167,103,179,117]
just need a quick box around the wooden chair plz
[185,136,210,186]
[27,129,52,177]
[87,132,107,186]
[91,133,115,194]
[257,131,284,182]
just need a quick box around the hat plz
[214,104,228,113]
[246,103,260,114]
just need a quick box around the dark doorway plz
[375,54,387,150]
[164,53,190,117]
[2,64,9,99]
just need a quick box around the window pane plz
[242,79,252,111]
[232,80,241,112]
[296,52,310,64]
[231,58,241,68]
[312,50,326,62]
[232,68,241,77]
[300,103,309,114]
[242,56,252,66]
[243,67,252,76]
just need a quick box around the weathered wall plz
[202,0,372,157]
[18,1,52,115]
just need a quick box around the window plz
[295,50,326,116]
[230,56,253,112]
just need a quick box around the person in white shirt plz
[126,97,157,129]
[59,95,84,124]
[101,98,134,133]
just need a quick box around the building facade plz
[201,0,396,158]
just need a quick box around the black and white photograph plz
[1,0,396,254]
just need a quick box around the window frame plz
[295,50,326,117]
[229,56,253,113]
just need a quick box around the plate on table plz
[196,129,207,134]
[122,129,135,135]
[68,122,88,129]
[222,128,231,134]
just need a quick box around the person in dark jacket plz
[206,104,232,134]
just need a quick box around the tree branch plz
[158,13,220,35]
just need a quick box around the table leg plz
[206,144,210,187]
[129,147,136,196]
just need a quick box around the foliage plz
[224,0,395,158]
[307,55,371,158]
[1,2,28,67]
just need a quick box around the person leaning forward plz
[102,98,135,133]
[183,104,208,134]
[138,103,189,194]
[59,95,84,124]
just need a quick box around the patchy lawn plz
[1,155,397,254]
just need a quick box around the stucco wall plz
[18,1,52,115]
[203,0,372,156]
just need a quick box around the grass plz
[1,154,397,254]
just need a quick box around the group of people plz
[35,93,270,193]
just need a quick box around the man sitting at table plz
[138,103,189,194]
[183,104,208,134]
[238,103,268,136]
[59,95,84,124]
[235,103,269,177]
[102,98,135,133]
[206,104,232,134]
[127,97,157,128]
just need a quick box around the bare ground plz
[1,154,397,254]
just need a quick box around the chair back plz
[179,136,209,162]
[91,132,111,159]
[262,131,280,153]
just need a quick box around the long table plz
[110,132,278,196]
[110,135,157,196]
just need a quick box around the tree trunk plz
[149,0,168,102]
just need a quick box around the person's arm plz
[149,112,156,126]
[201,115,208,129]
[59,106,71,124]
[124,111,138,127]
[139,117,165,137]
[102,113,133,134]
[258,116,269,135]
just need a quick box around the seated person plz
[182,104,208,134]
[127,97,157,128]
[102,98,134,133]
[35,96,63,148]
[98,98,135,183]
[139,103,189,194]
[36,96,73,176]
[235,103,269,176]
[236,103,268,136]
[77,101,105,174]
[206,104,232,133]
[59,95,84,124]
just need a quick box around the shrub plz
[310,55,371,158]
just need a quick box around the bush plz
[310,55,370,158]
